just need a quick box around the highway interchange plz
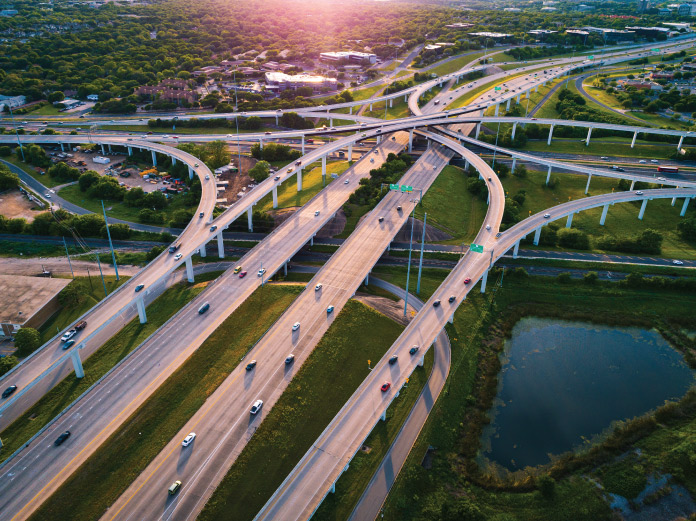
[1,35,696,521]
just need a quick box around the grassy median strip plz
[0,272,219,464]
[198,299,408,521]
[28,283,301,521]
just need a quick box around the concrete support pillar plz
[506,98,511,110]
[200,242,206,258]
[100,144,105,154]
[370,103,373,111]
[479,109,484,117]
[418,356,424,367]
[364,272,369,286]
[681,197,691,217]
[526,89,531,99]
[480,269,488,293]
[348,142,352,161]
[301,135,305,155]
[297,167,303,192]
[349,106,352,115]
[678,135,684,151]
[672,196,677,206]
[380,411,387,422]
[600,204,609,226]
[136,297,147,324]
[151,150,157,166]
[188,167,194,180]
[60,143,65,152]
[408,128,414,153]
[566,213,574,228]
[128,146,132,156]
[330,483,336,494]
[448,315,454,325]
[546,165,552,185]
[171,156,176,166]
[71,349,84,379]
[511,122,517,141]
[516,93,521,103]
[404,94,408,102]
[475,123,481,140]
[511,157,516,173]
[329,117,333,127]
[464,159,470,171]
[272,186,278,208]
[310,235,314,246]
[275,114,278,126]
[533,226,542,246]
[389,98,393,108]
[247,206,253,232]
[322,155,326,181]
[547,124,554,146]
[185,257,194,283]
[631,132,638,149]
[494,103,500,116]
[513,240,520,259]
[585,127,592,146]
[259,138,263,150]
[217,232,224,258]
[630,180,635,191]
[284,262,288,276]
[638,198,648,220]
[535,85,539,93]
[377,135,382,144]
[585,174,592,195]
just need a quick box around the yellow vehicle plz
[234,266,242,274]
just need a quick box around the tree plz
[677,217,696,241]
[169,208,194,228]
[0,164,19,190]
[24,144,50,167]
[0,146,11,157]
[242,116,262,130]
[30,212,55,235]
[205,140,231,169]
[538,475,556,499]
[14,327,41,357]
[7,217,26,234]
[58,283,86,307]
[0,355,18,376]
[248,160,270,182]
[124,186,146,207]
[102,222,130,239]
[584,271,599,284]
[637,229,663,254]
[72,214,105,237]
[557,228,590,250]
[47,91,65,103]
[48,162,81,182]
[143,190,168,210]
[78,170,100,192]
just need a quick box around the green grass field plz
[58,184,143,221]
[363,96,412,120]
[0,272,220,464]
[0,240,83,258]
[414,165,487,245]
[256,160,349,213]
[199,299,412,521]
[28,283,301,521]
[38,275,129,345]
[630,111,692,130]
[518,138,677,159]
[427,50,502,77]
[349,84,384,102]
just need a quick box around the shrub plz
[583,271,599,284]
[557,228,590,250]
[14,327,41,356]
[557,272,572,283]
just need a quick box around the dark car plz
[433,299,441,307]
[62,339,76,350]
[54,431,71,446]
[246,360,257,371]
[198,302,210,314]
[409,346,419,355]
[448,295,456,303]
[2,385,17,399]
[135,284,145,292]
[75,320,87,330]
[210,225,217,232]
[388,355,398,365]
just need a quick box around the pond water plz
[480,317,695,471]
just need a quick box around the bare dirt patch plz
[216,155,257,206]
[0,189,44,222]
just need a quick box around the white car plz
[673,260,684,265]
[60,329,76,342]
[174,253,182,260]
[315,283,322,292]
[639,159,647,164]
[657,177,666,181]
[250,400,263,415]
[292,322,300,331]
[45,193,51,198]
[182,433,196,447]
[258,268,266,277]
[543,213,551,219]
[344,180,349,184]
[205,175,210,180]
[651,159,659,163]
[314,210,320,216]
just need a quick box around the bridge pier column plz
[480,269,488,293]
[513,240,520,258]
[546,165,552,185]
[511,122,517,141]
[200,242,207,258]
[364,272,369,286]
[516,93,521,103]
[310,235,314,246]
[475,123,481,140]
[526,90,530,99]
[301,135,305,155]
[672,196,677,206]
[284,262,288,276]
[566,213,574,228]
[185,256,194,283]
[511,157,516,173]
[322,155,327,184]
[349,106,352,115]
[408,128,414,153]
[630,180,635,191]
[370,103,373,111]
[128,146,132,156]
[448,314,454,325]
[272,186,278,208]
[586,127,592,146]
[136,297,147,324]
[506,98,511,110]
[418,355,424,367]
[638,198,648,220]
[330,483,336,493]
[479,109,484,117]
[329,117,333,127]
[631,132,637,148]
[678,135,684,151]
[464,158,469,170]
[547,124,554,145]
[348,143,352,161]
[247,206,253,232]
[107,144,112,153]
[535,85,539,93]
[189,166,194,180]
[681,197,691,217]
[71,349,84,379]
[151,150,157,166]
[533,226,542,246]
[404,94,408,102]
[600,204,610,225]
[171,156,176,166]
[259,138,263,150]
[585,174,592,195]
[380,411,387,422]
[217,232,225,258]
[60,143,65,152]
[100,144,105,154]
[297,167,303,191]
[389,98,393,108]
[275,114,278,126]
[494,104,499,116]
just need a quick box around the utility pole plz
[95,254,108,297]
[62,236,74,279]
[492,121,501,168]
[416,212,427,294]
[86,268,93,290]
[101,200,119,281]
[403,202,416,317]
[7,105,25,161]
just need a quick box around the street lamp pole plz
[7,105,25,161]
[403,202,417,317]
[416,212,427,294]
[101,200,119,281]
[492,121,501,168]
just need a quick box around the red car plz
[239,271,247,278]
[464,278,471,285]
[380,381,391,392]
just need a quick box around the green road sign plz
[494,86,502,91]
[404,185,413,192]
[589,55,594,59]
[651,48,659,52]
[389,184,399,190]
[470,243,484,253]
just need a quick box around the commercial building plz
[319,51,377,65]
[0,9,18,16]
[637,0,650,13]
[86,94,99,101]
[0,94,26,110]
[626,26,672,38]
[264,72,337,92]
[529,29,558,40]
[678,3,693,15]
[582,27,636,43]
[469,32,513,39]
[0,275,71,338]
[663,22,692,30]
[445,22,474,29]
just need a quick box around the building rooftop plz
[0,275,71,326]
[265,72,336,84]
[469,32,512,38]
